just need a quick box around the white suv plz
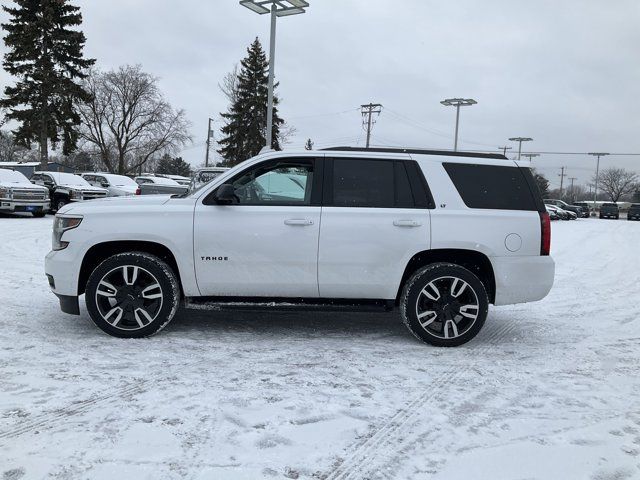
[45,147,554,346]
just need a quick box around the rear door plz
[318,156,432,299]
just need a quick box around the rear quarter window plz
[443,163,541,211]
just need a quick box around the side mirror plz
[213,184,238,204]
[101,182,109,188]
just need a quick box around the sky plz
[1,0,639,188]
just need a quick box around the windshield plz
[48,172,90,186]
[102,174,137,187]
[0,169,30,184]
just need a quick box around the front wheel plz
[85,252,180,338]
[31,210,46,218]
[56,198,67,211]
[400,263,489,347]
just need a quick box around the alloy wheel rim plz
[415,276,479,339]
[95,265,163,331]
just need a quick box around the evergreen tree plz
[532,169,550,197]
[1,0,95,169]
[218,38,285,166]
[156,154,192,177]
[304,138,313,150]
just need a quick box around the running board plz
[184,297,395,312]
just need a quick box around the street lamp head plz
[440,98,477,107]
[239,0,309,16]
[509,137,533,142]
[588,152,609,157]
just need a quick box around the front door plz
[193,157,322,297]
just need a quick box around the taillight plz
[540,211,551,256]
[135,188,141,195]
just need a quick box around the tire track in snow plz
[0,379,149,440]
[324,319,517,480]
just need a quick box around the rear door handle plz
[393,220,422,227]
[284,218,314,226]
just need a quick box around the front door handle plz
[284,218,314,226]
[393,220,422,227]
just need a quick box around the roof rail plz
[320,146,507,160]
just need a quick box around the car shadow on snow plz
[158,307,528,347]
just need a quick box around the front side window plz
[230,160,314,205]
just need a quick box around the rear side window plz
[443,163,540,211]
[329,158,431,208]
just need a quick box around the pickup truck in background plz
[599,203,620,219]
[0,168,50,217]
[134,175,189,195]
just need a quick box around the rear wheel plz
[400,263,489,347]
[85,252,180,338]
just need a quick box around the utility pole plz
[521,153,540,163]
[440,98,477,151]
[588,152,609,214]
[569,177,577,202]
[204,117,213,167]
[558,167,566,198]
[498,146,512,157]
[508,137,533,160]
[361,103,383,148]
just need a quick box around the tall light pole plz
[440,98,477,151]
[240,0,309,149]
[509,137,533,160]
[589,152,609,215]
[204,117,213,167]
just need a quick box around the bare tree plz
[593,167,638,203]
[78,65,192,174]
[218,64,240,104]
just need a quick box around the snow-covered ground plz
[1,215,639,480]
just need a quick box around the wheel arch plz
[397,249,496,304]
[78,240,183,296]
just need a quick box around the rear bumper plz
[491,255,555,306]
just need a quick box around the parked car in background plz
[134,175,189,195]
[544,199,584,217]
[82,173,141,197]
[627,204,640,221]
[545,204,572,220]
[156,174,191,186]
[599,203,619,219]
[31,172,108,211]
[573,202,591,218]
[0,168,50,217]
[545,205,559,220]
[190,167,230,192]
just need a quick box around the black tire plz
[56,198,67,211]
[400,263,489,347]
[31,211,46,218]
[615,215,619,220]
[85,252,180,338]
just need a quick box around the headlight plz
[69,189,81,200]
[0,187,11,199]
[43,189,49,199]
[52,216,83,251]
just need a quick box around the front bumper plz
[491,255,555,306]
[0,199,50,213]
[45,246,84,315]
